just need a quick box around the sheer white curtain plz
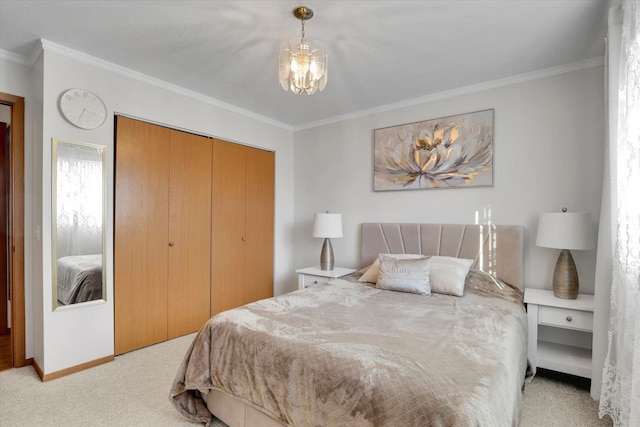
[56,155,103,258]
[592,1,622,405]
[598,0,640,425]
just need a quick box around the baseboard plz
[33,355,114,382]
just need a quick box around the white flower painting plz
[374,109,494,191]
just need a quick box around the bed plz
[56,254,103,305]
[170,223,528,426]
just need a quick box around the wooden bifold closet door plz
[210,139,274,315]
[114,117,212,354]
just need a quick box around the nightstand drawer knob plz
[313,280,318,284]
[566,316,572,322]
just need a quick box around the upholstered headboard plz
[361,223,524,289]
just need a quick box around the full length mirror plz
[52,139,106,310]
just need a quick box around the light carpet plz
[0,333,612,426]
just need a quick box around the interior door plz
[0,122,7,336]
[114,116,171,354]
[167,130,212,338]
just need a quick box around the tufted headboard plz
[361,223,524,289]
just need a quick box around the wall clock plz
[58,88,107,130]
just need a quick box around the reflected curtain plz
[56,155,103,258]
[598,0,640,425]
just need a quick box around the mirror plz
[52,139,106,310]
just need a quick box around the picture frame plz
[373,109,494,191]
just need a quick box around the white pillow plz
[359,254,474,296]
[376,255,432,295]
[429,256,474,296]
[358,254,424,283]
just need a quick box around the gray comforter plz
[57,254,103,304]
[170,271,528,426]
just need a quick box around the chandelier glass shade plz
[278,6,328,95]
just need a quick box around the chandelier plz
[278,6,328,95]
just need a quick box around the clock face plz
[59,89,107,130]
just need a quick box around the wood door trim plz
[0,92,26,367]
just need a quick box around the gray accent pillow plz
[376,255,432,295]
[358,253,424,283]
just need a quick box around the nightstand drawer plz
[299,274,330,289]
[539,306,593,332]
[296,267,357,290]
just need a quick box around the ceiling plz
[0,1,609,128]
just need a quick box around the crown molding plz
[0,49,32,67]
[38,39,293,131]
[293,56,605,131]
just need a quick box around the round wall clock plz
[59,88,107,130]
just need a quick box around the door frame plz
[0,92,26,368]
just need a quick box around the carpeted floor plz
[0,333,613,426]
[520,372,612,427]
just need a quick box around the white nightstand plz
[296,266,357,290]
[524,288,594,378]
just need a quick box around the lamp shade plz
[536,211,595,250]
[313,213,343,238]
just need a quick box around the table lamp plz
[536,208,595,299]
[313,212,343,271]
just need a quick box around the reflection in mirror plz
[52,139,106,310]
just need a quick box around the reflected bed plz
[170,223,528,426]
[56,254,103,305]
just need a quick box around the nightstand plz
[296,266,357,290]
[524,288,594,378]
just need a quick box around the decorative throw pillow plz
[376,255,432,295]
[429,256,475,296]
[358,254,424,283]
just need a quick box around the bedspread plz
[57,254,103,304]
[170,271,528,426]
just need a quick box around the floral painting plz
[374,109,494,191]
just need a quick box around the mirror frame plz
[51,138,107,311]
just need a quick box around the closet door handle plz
[169,242,174,247]
[242,237,246,242]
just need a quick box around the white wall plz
[32,53,45,370]
[33,46,295,374]
[293,66,604,295]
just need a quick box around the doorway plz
[0,105,10,370]
[0,92,25,370]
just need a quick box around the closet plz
[114,118,275,354]
[114,117,212,354]
[210,138,274,315]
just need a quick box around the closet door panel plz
[211,139,246,315]
[114,116,170,354]
[244,148,274,303]
[167,131,212,338]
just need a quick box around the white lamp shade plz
[536,211,595,250]
[313,213,343,238]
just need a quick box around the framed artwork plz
[374,109,494,191]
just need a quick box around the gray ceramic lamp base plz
[553,249,579,299]
[320,238,334,271]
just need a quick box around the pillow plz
[358,254,424,283]
[429,256,474,296]
[359,254,474,296]
[376,255,432,295]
